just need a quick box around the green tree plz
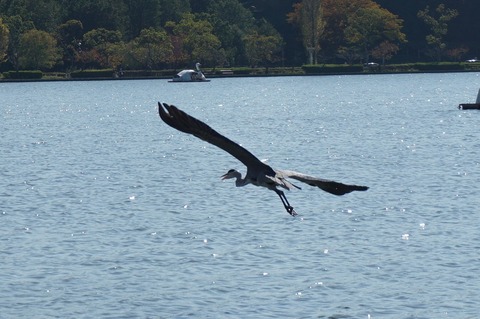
[78,28,122,68]
[243,30,283,70]
[204,0,256,65]
[124,0,162,37]
[57,20,84,71]
[122,0,192,37]
[0,18,9,62]
[0,0,63,32]
[288,0,324,64]
[25,0,63,33]
[18,29,60,69]
[105,42,127,71]
[83,28,122,48]
[3,15,35,70]
[336,45,362,65]
[127,27,173,69]
[168,13,224,66]
[417,4,458,62]
[158,0,190,25]
[66,0,128,34]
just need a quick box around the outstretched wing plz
[277,170,369,196]
[158,102,270,171]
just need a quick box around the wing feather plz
[158,102,270,172]
[278,170,369,196]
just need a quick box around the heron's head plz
[221,169,238,180]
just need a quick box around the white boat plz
[169,63,210,82]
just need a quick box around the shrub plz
[232,67,254,75]
[413,62,464,71]
[3,70,43,79]
[70,69,114,78]
[302,64,363,74]
[122,69,174,77]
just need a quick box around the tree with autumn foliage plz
[371,41,399,65]
[344,3,406,63]
[76,28,122,69]
[1,0,479,72]
[319,0,406,64]
[288,0,405,64]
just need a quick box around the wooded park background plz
[0,0,479,74]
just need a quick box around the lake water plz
[1,73,479,318]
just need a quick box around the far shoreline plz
[1,66,479,83]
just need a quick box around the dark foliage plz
[1,0,479,69]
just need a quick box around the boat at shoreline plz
[169,63,210,82]
[458,88,480,109]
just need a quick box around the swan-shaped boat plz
[169,63,210,82]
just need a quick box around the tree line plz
[0,0,478,73]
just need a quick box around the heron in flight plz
[158,102,368,216]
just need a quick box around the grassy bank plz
[1,62,480,81]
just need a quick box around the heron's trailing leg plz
[275,189,297,217]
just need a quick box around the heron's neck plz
[232,171,248,187]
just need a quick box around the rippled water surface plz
[1,73,480,318]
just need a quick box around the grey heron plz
[158,102,368,216]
